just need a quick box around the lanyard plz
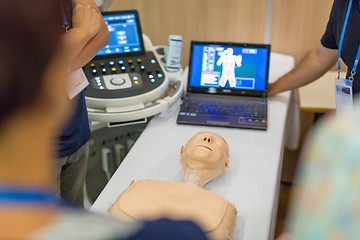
[0,185,68,207]
[338,0,360,81]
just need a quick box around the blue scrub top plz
[58,91,91,158]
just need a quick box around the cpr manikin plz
[110,132,237,240]
[217,48,242,88]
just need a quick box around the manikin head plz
[180,132,230,187]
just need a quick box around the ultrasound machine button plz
[100,62,105,67]
[149,74,154,79]
[137,59,142,63]
[102,68,107,73]
[133,76,139,81]
[140,65,145,70]
[109,61,115,66]
[150,79,155,83]
[157,73,163,78]
[150,59,156,64]
[128,60,133,64]
[121,66,126,71]
[92,69,97,74]
[118,60,124,65]
[130,65,135,71]
[90,63,96,68]
[134,80,139,85]
[111,67,117,72]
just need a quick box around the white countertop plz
[91,52,295,240]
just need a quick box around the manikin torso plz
[109,132,237,240]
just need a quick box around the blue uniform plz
[58,0,91,158]
[58,91,91,158]
[321,0,360,94]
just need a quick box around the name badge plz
[335,77,353,112]
[67,68,89,99]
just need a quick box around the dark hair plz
[0,0,63,127]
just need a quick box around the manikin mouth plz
[197,145,212,151]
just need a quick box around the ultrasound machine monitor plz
[83,10,168,109]
[177,41,271,130]
[97,11,145,57]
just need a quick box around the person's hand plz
[72,4,101,39]
[268,82,277,97]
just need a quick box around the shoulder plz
[331,0,349,16]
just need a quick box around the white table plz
[91,52,295,240]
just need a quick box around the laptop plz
[176,41,271,130]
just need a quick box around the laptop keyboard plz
[180,97,266,122]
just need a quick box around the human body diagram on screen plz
[217,48,242,88]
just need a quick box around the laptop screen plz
[96,10,145,58]
[188,41,270,97]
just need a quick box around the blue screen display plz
[189,45,269,91]
[97,13,142,55]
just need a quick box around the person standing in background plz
[269,0,360,110]
[54,0,109,206]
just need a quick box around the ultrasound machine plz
[83,10,183,125]
[83,10,183,205]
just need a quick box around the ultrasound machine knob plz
[110,77,126,86]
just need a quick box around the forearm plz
[62,28,93,69]
[269,44,337,96]
[69,0,110,71]
[69,26,109,71]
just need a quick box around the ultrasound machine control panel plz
[83,10,167,107]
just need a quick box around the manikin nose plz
[203,137,211,143]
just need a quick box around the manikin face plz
[180,132,230,186]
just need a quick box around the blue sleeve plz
[128,218,208,240]
[320,0,338,49]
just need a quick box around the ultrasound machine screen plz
[189,44,269,91]
[97,13,142,56]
